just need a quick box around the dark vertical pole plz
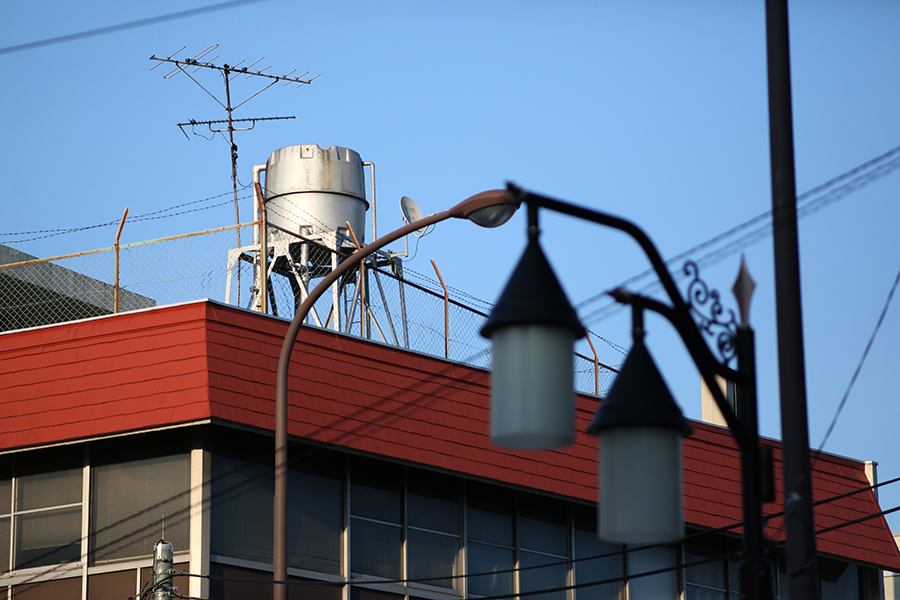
[736,327,773,600]
[275,371,288,600]
[764,1,819,598]
[224,66,242,304]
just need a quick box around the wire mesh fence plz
[1,222,616,397]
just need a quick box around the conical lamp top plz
[588,339,691,435]
[481,238,585,340]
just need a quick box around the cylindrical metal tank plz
[264,144,368,247]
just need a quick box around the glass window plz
[820,558,858,600]
[351,518,402,579]
[520,551,567,600]
[468,542,514,597]
[408,529,459,588]
[211,446,343,575]
[573,507,621,600]
[210,455,273,564]
[408,472,458,535]
[519,498,567,557]
[684,536,728,599]
[628,546,677,598]
[91,454,190,564]
[351,459,402,580]
[519,497,568,600]
[0,478,11,573]
[16,468,82,569]
[468,486,514,547]
[287,469,342,574]
[467,485,514,597]
[407,471,459,589]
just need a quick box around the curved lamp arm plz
[272,189,516,600]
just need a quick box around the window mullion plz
[402,468,408,588]
[513,493,520,600]
[460,482,467,599]
[81,447,90,600]
[342,457,350,600]
[567,508,573,600]
[8,475,16,573]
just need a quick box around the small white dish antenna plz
[400,196,429,236]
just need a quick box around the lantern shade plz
[598,427,684,544]
[489,324,577,448]
[481,237,585,450]
[589,333,691,544]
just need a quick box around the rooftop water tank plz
[264,144,368,248]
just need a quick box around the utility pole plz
[150,45,318,303]
[764,1,820,598]
[151,540,175,600]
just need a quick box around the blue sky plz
[3,1,900,531]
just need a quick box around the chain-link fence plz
[1,222,616,397]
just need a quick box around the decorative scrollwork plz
[682,261,738,364]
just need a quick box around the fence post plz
[113,207,129,314]
[430,259,450,359]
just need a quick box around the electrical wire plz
[575,142,900,327]
[0,0,272,56]
[13,448,900,596]
[811,261,900,465]
[10,166,900,579]
[144,496,900,598]
[4,264,896,587]
[0,189,251,244]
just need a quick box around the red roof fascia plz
[205,302,900,571]
[0,302,213,448]
[2,300,898,571]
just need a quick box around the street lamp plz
[482,184,773,599]
[588,305,691,545]
[273,189,520,600]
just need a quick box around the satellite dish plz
[400,196,428,235]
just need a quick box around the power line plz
[812,260,900,464]
[14,441,900,593]
[0,0,271,56]
[576,142,900,327]
[146,497,900,598]
[0,188,250,244]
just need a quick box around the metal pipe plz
[430,259,450,359]
[346,221,365,337]
[363,161,376,242]
[255,181,268,314]
[252,164,266,245]
[765,1,819,597]
[113,207,129,314]
[585,334,600,397]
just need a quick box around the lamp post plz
[272,189,520,600]
[482,184,773,599]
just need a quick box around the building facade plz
[1,299,898,599]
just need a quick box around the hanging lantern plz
[588,331,691,544]
[480,237,585,449]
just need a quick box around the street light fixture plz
[272,189,520,600]
[588,305,691,545]
[482,184,773,599]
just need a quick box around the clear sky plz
[3,1,900,531]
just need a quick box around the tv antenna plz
[150,44,319,239]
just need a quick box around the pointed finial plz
[732,254,756,326]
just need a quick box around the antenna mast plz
[150,44,319,236]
